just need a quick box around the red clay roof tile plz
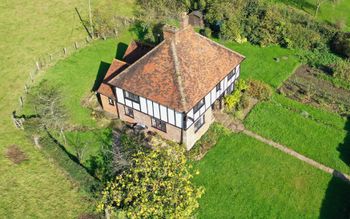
[108,26,245,112]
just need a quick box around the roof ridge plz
[194,32,246,59]
[170,39,187,111]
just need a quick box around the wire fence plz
[12,19,134,128]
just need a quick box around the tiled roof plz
[123,41,154,64]
[97,59,128,98]
[108,26,245,112]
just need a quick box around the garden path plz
[214,111,350,183]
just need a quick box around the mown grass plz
[0,0,134,217]
[33,31,134,127]
[193,132,350,218]
[220,41,301,88]
[245,94,350,174]
[273,0,350,31]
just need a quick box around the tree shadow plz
[319,117,350,218]
[338,117,350,165]
[91,61,110,92]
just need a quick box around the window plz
[194,115,205,133]
[125,106,134,118]
[216,83,221,92]
[228,69,236,81]
[193,98,205,114]
[124,90,140,103]
[151,117,167,132]
[108,97,114,106]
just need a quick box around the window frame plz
[228,69,236,81]
[108,97,115,106]
[151,117,167,132]
[194,115,205,133]
[125,106,134,118]
[216,83,221,92]
[193,98,205,114]
[124,90,140,103]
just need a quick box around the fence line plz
[12,24,127,128]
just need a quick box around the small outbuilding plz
[188,10,204,28]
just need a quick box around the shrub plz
[331,32,350,58]
[189,123,229,160]
[247,79,272,101]
[97,145,204,218]
[332,60,350,82]
[224,80,248,111]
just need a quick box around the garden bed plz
[279,65,350,116]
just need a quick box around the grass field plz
[245,94,350,174]
[0,0,134,217]
[193,132,350,218]
[274,0,350,31]
[220,41,301,88]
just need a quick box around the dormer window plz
[124,90,140,103]
[193,98,205,114]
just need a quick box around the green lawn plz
[273,0,350,31]
[245,94,350,174]
[33,31,134,127]
[0,0,134,217]
[193,132,350,218]
[220,41,301,88]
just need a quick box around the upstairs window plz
[124,90,140,103]
[228,69,235,81]
[151,117,167,132]
[193,98,205,114]
[108,97,115,106]
[194,115,205,133]
[216,83,221,92]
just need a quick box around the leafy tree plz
[97,144,204,218]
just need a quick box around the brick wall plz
[183,107,214,150]
[117,103,182,143]
[100,94,118,116]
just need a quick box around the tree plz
[26,81,68,146]
[97,144,204,218]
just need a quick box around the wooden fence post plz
[74,41,78,49]
[24,84,28,93]
[19,96,23,107]
[63,47,67,55]
[36,61,40,70]
[29,72,34,82]
[49,54,52,61]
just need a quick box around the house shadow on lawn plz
[319,117,350,218]
[91,42,128,92]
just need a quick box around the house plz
[188,10,204,28]
[96,13,245,150]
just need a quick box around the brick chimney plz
[163,25,177,40]
[180,12,189,29]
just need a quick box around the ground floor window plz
[194,115,205,133]
[125,106,134,118]
[151,117,167,132]
[108,97,115,105]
